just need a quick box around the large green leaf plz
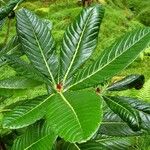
[107,74,145,91]
[99,107,142,136]
[57,138,136,150]
[3,94,54,129]
[16,8,58,85]
[0,0,23,21]
[102,96,141,131]
[0,76,41,89]
[46,90,102,142]
[60,5,104,84]
[12,120,57,150]
[7,55,49,83]
[67,28,150,90]
[79,137,136,150]
[120,97,150,132]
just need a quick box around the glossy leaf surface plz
[103,96,141,131]
[0,76,41,89]
[3,94,54,129]
[17,8,58,84]
[60,5,104,83]
[46,90,102,142]
[107,74,145,91]
[68,28,150,90]
[121,97,150,132]
[7,55,48,83]
[12,121,57,150]
[58,141,79,150]
[79,137,135,150]
[99,107,142,136]
[0,0,23,20]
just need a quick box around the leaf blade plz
[60,5,104,83]
[16,8,57,85]
[68,28,150,90]
[102,96,141,131]
[0,76,41,89]
[3,94,54,129]
[46,90,102,142]
[107,74,145,91]
[12,120,57,150]
[7,55,49,83]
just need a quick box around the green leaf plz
[7,55,49,83]
[107,74,145,91]
[0,18,5,30]
[60,5,104,84]
[0,36,22,67]
[0,0,23,21]
[79,137,136,150]
[16,8,58,85]
[68,28,150,90]
[12,120,57,150]
[99,107,143,136]
[120,97,150,132]
[0,76,41,89]
[102,96,141,131]
[3,94,54,129]
[0,36,21,58]
[43,19,53,30]
[46,90,102,142]
[57,141,79,150]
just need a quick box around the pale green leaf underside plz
[3,94,54,129]
[17,8,57,84]
[46,90,102,142]
[12,121,57,150]
[68,28,150,90]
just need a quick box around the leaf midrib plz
[62,8,94,84]
[59,92,83,135]
[67,29,150,90]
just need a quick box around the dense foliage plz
[0,0,150,149]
